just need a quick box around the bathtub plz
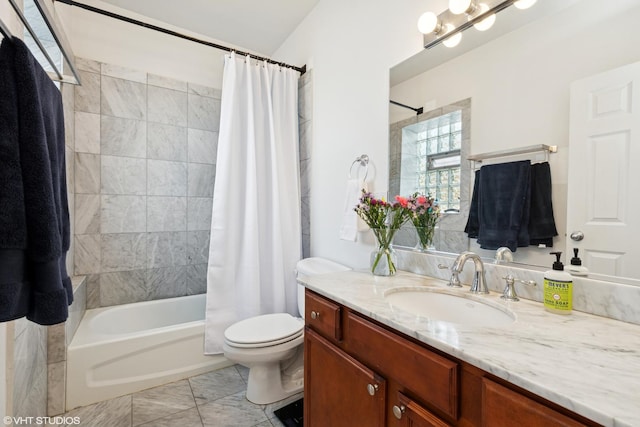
[66,294,233,410]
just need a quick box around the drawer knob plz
[367,383,379,396]
[310,310,320,320]
[392,405,406,419]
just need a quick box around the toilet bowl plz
[223,257,350,404]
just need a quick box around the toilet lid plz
[224,313,303,347]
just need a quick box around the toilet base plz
[245,345,304,405]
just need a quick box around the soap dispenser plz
[566,248,589,277]
[543,252,573,315]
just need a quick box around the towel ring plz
[349,154,369,181]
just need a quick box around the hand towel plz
[528,162,558,247]
[464,170,480,238]
[476,160,531,251]
[339,179,368,241]
[0,37,72,325]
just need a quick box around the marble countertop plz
[299,269,640,427]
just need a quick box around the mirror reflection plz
[389,0,640,281]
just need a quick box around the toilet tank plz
[295,257,350,318]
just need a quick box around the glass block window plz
[400,110,462,212]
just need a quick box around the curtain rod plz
[54,0,306,75]
[389,100,423,115]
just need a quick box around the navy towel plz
[528,162,558,247]
[0,37,72,325]
[474,160,531,251]
[464,170,480,238]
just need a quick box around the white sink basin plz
[385,288,515,327]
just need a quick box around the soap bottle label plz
[543,279,572,312]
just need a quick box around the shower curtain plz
[204,53,302,354]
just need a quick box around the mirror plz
[389,0,640,282]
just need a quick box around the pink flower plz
[395,195,408,208]
[416,196,428,206]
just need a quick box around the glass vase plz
[370,227,399,276]
[413,226,435,252]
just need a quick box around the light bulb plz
[514,0,537,10]
[417,11,439,34]
[473,3,495,31]
[449,0,473,15]
[442,24,462,48]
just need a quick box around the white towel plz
[339,179,369,241]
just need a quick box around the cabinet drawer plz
[305,290,342,341]
[346,312,458,420]
[482,378,587,427]
[393,391,453,427]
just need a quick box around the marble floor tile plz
[138,407,203,427]
[131,379,196,426]
[189,366,247,405]
[62,395,132,427]
[235,364,250,383]
[198,391,269,427]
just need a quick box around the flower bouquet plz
[354,190,411,276]
[406,193,440,252]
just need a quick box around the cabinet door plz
[392,392,453,427]
[304,327,386,427]
[483,379,587,427]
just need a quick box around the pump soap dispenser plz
[567,248,589,277]
[544,252,573,315]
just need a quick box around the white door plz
[567,61,640,279]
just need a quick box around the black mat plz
[274,398,303,427]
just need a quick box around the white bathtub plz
[66,294,233,410]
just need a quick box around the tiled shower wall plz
[298,69,312,259]
[72,58,220,308]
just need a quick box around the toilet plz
[223,257,350,404]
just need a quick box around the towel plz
[339,179,368,241]
[476,160,531,251]
[0,37,72,325]
[464,170,480,238]
[528,162,558,247]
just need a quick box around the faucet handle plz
[501,275,536,301]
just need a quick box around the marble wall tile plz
[75,57,101,73]
[187,163,215,197]
[74,234,101,275]
[100,269,148,306]
[186,231,210,265]
[147,123,187,161]
[148,86,188,127]
[13,321,47,418]
[147,196,187,232]
[298,70,313,123]
[75,194,100,234]
[101,156,147,195]
[66,277,86,346]
[101,233,147,273]
[101,195,146,233]
[65,145,75,197]
[61,83,75,149]
[147,160,187,196]
[187,197,213,231]
[147,232,187,268]
[188,94,220,131]
[47,361,65,416]
[188,82,220,98]
[101,76,147,120]
[85,274,101,309]
[47,323,66,364]
[75,70,100,114]
[74,153,100,194]
[148,73,188,92]
[186,264,207,295]
[101,63,147,84]
[187,129,218,164]
[299,158,310,199]
[299,120,312,161]
[74,111,100,154]
[147,266,187,299]
[101,116,147,158]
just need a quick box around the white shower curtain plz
[204,53,302,354]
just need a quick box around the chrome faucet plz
[494,247,514,264]
[450,251,489,294]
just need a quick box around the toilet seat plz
[224,313,304,349]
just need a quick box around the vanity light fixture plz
[419,0,537,49]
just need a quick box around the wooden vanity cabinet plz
[304,289,599,427]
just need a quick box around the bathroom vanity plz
[300,270,640,427]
